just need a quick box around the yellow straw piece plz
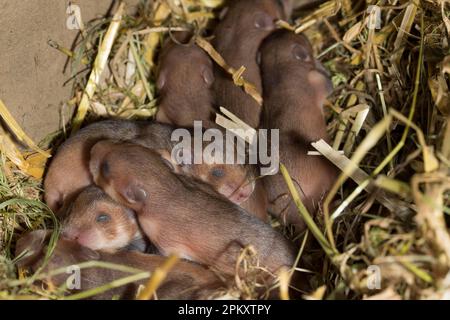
[392,3,418,64]
[0,132,44,179]
[0,99,50,158]
[278,268,290,300]
[195,37,263,106]
[71,2,125,135]
[143,2,171,67]
[200,0,224,8]
[48,40,89,65]
[303,285,326,300]
[136,254,179,300]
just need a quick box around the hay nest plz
[0,0,449,300]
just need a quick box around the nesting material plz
[0,0,449,300]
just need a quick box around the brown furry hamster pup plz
[155,32,217,128]
[44,120,147,214]
[15,230,227,300]
[259,30,338,231]
[89,141,296,275]
[61,186,149,253]
[212,0,292,128]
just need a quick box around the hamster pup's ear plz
[201,66,214,87]
[122,183,148,204]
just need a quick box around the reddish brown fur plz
[212,0,289,128]
[138,125,256,205]
[44,120,149,214]
[158,147,255,205]
[260,30,338,231]
[155,33,217,128]
[240,179,269,222]
[153,33,255,200]
[61,186,145,253]
[136,126,255,205]
[15,231,227,300]
[89,141,296,275]
[185,161,255,205]
[45,120,253,214]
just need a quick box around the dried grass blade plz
[136,254,179,300]
[0,99,50,158]
[195,37,263,106]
